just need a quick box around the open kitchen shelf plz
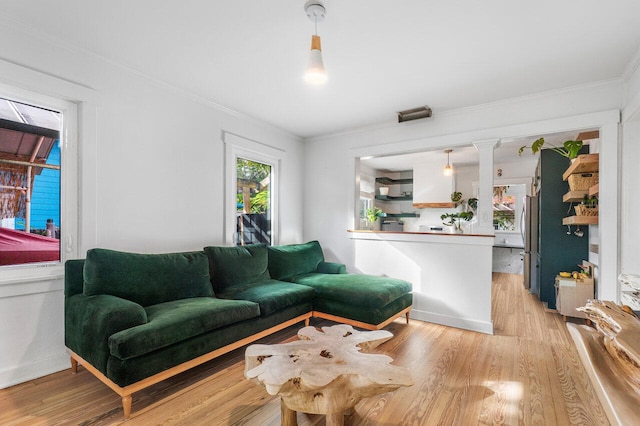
[562,216,598,225]
[375,177,413,185]
[562,154,599,181]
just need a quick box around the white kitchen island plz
[348,230,495,334]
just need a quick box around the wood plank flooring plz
[0,273,609,425]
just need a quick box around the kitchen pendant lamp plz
[443,149,453,176]
[304,0,327,85]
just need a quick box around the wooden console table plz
[568,300,640,426]
[245,324,413,426]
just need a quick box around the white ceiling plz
[2,1,640,139]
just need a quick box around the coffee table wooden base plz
[245,324,413,426]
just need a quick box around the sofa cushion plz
[218,279,315,316]
[267,241,324,281]
[204,244,270,293]
[292,273,412,308]
[314,293,413,326]
[108,297,260,360]
[83,249,212,307]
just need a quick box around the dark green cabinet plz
[535,149,589,309]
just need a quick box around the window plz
[223,132,281,246]
[236,158,272,245]
[0,97,62,266]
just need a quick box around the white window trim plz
[0,59,97,291]
[222,131,284,246]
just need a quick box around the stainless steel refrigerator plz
[521,195,538,291]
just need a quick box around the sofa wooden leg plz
[70,357,78,374]
[405,312,410,324]
[122,395,132,419]
[305,318,310,326]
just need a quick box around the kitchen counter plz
[348,229,494,241]
[493,244,524,249]
[348,229,494,334]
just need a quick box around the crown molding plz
[0,15,301,143]
[307,78,623,143]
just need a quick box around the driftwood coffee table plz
[245,324,413,426]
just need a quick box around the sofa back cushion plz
[267,240,324,281]
[83,248,213,307]
[204,244,270,293]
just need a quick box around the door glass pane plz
[236,157,271,245]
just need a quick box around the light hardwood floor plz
[0,273,609,425]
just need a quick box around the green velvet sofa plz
[64,241,412,418]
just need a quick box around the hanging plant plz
[518,137,583,159]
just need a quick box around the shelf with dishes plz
[562,153,599,225]
[375,176,413,201]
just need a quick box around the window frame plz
[0,58,96,289]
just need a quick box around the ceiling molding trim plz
[622,44,640,84]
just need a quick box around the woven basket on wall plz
[568,172,599,191]
[575,204,599,216]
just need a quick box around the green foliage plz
[251,189,270,213]
[236,158,271,214]
[518,137,583,159]
[441,211,474,229]
[237,158,270,181]
[581,194,598,206]
[493,211,514,230]
[467,198,478,210]
[451,191,462,202]
[366,207,386,223]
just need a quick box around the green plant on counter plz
[518,137,583,159]
[441,211,474,232]
[366,207,386,224]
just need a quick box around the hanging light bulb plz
[305,35,327,85]
[443,149,453,176]
[304,1,327,85]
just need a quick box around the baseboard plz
[411,309,494,335]
[0,351,69,389]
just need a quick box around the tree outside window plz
[236,158,271,245]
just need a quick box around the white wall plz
[621,59,640,280]
[0,23,304,387]
[304,82,623,272]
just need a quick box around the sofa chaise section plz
[267,241,413,329]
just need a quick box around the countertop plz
[493,244,525,249]
[348,229,494,238]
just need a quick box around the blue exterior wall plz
[15,141,60,231]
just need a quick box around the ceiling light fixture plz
[304,0,327,85]
[443,149,453,176]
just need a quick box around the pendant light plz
[443,149,453,176]
[304,0,327,85]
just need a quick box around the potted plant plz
[518,137,583,160]
[366,207,386,230]
[440,211,474,233]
